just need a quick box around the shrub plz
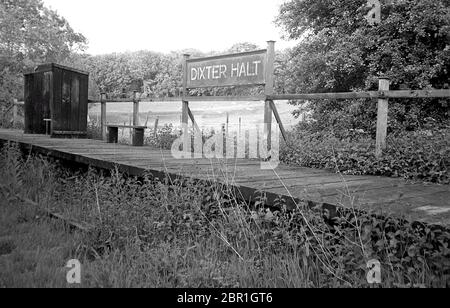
[87,118,102,140]
[280,127,450,184]
[145,124,179,150]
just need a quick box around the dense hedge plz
[280,128,450,185]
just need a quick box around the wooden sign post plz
[181,41,286,157]
[100,92,107,141]
[182,54,192,154]
[264,41,276,152]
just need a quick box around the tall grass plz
[0,142,448,288]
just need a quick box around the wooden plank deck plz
[0,129,449,226]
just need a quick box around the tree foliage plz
[0,0,87,107]
[68,50,190,99]
[276,0,450,133]
[227,42,260,53]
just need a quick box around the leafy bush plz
[280,127,450,184]
[145,124,179,150]
[87,118,102,140]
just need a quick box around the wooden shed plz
[24,63,89,138]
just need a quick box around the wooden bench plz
[107,125,147,146]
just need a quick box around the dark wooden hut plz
[24,63,89,138]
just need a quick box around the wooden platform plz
[0,129,449,226]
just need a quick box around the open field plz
[88,100,300,132]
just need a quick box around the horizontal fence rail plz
[269,89,450,101]
[87,89,450,104]
[88,95,266,104]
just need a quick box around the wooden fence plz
[11,83,450,158]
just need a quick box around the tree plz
[152,52,184,97]
[227,42,260,53]
[276,0,450,133]
[0,0,86,107]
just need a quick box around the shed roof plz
[24,63,89,76]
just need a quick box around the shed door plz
[52,69,84,133]
[24,72,51,134]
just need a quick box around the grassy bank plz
[0,142,449,288]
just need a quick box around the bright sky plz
[42,0,297,55]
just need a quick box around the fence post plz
[13,99,18,127]
[133,91,140,126]
[376,77,390,158]
[264,41,276,152]
[182,54,190,128]
[264,101,273,151]
[226,113,229,138]
[239,117,242,136]
[100,93,107,141]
